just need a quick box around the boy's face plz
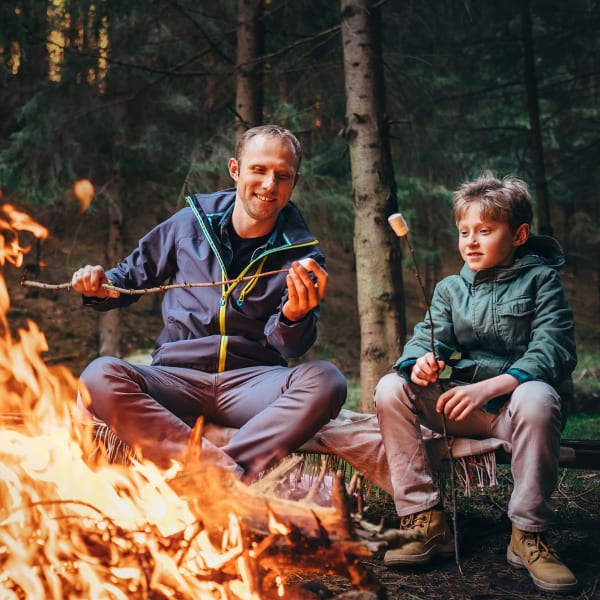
[457,203,529,271]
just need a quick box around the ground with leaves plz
[292,467,600,599]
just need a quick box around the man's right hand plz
[71,265,120,298]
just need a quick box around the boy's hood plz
[519,233,566,269]
[460,233,566,283]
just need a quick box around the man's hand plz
[410,352,445,386]
[282,258,327,323]
[71,265,120,299]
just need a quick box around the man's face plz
[228,134,298,237]
[457,203,528,271]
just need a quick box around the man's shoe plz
[384,509,454,566]
[507,525,577,594]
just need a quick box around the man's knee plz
[295,360,347,414]
[81,356,123,389]
[80,356,131,414]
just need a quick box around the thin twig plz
[21,268,289,294]
[402,231,464,575]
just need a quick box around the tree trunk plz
[235,0,264,141]
[340,0,405,412]
[521,0,552,236]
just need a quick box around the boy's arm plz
[394,281,460,374]
[436,373,519,421]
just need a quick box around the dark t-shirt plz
[227,222,270,278]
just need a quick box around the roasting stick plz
[388,213,464,575]
[21,268,290,294]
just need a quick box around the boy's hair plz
[453,171,533,232]
[235,124,302,174]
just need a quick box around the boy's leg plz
[495,381,562,530]
[374,372,504,566]
[374,372,441,515]
[498,381,577,593]
[374,373,456,565]
[374,372,498,516]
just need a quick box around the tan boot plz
[507,524,577,593]
[384,509,454,566]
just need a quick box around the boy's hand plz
[436,373,520,421]
[436,381,490,421]
[410,352,445,386]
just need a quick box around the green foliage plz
[563,414,600,440]
[573,347,600,395]
[344,380,360,413]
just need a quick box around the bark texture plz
[340,0,405,411]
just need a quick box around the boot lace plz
[399,511,429,532]
[520,532,557,563]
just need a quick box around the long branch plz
[21,268,289,295]
[402,233,464,575]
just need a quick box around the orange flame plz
[0,207,274,598]
[0,204,48,268]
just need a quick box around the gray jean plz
[79,356,346,479]
[374,373,562,532]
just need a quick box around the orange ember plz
[73,179,95,212]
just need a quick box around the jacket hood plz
[461,233,566,283]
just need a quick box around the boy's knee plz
[374,372,406,411]
[510,381,561,426]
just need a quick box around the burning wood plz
[0,204,384,598]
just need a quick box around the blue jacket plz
[90,189,324,372]
[395,234,577,400]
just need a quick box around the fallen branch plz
[21,268,289,295]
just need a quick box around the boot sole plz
[506,547,578,593]
[384,543,454,567]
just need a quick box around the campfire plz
[0,203,378,599]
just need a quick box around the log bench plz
[92,409,600,499]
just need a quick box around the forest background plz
[1,0,599,416]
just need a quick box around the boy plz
[374,172,577,593]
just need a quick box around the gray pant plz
[374,373,562,532]
[79,357,346,479]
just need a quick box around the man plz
[72,124,346,480]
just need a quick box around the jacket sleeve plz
[393,280,460,370]
[84,216,178,312]
[508,268,576,386]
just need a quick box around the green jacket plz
[395,234,577,401]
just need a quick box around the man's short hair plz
[235,125,302,174]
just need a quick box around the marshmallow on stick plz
[388,213,409,237]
